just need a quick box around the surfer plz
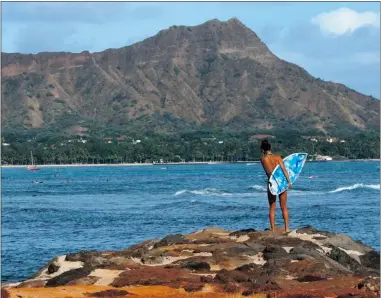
[260,140,292,233]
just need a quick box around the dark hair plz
[261,139,271,152]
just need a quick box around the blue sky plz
[2,2,380,98]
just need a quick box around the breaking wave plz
[329,184,380,193]
[174,188,232,197]
[248,185,267,192]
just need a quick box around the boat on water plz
[27,151,40,171]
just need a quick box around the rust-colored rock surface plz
[3,226,380,298]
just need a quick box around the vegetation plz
[173,66,180,76]
[1,126,379,165]
[55,98,66,104]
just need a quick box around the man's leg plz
[267,190,276,232]
[279,191,290,232]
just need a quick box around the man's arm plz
[278,156,292,187]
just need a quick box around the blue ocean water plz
[1,161,380,282]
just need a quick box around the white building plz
[315,155,333,161]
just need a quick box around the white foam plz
[248,185,267,192]
[174,190,187,196]
[174,188,232,197]
[329,184,380,193]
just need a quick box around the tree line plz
[1,129,379,165]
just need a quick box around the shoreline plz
[1,159,379,169]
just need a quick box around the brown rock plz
[296,275,328,282]
[229,228,257,237]
[154,234,188,248]
[235,263,262,273]
[200,275,214,283]
[336,295,363,298]
[45,266,93,287]
[215,269,250,284]
[16,279,46,288]
[223,282,239,293]
[358,277,380,293]
[121,239,159,258]
[88,289,130,297]
[111,267,198,287]
[1,288,10,298]
[257,236,307,247]
[283,295,317,298]
[295,226,335,237]
[283,259,330,276]
[248,231,269,241]
[360,251,380,270]
[66,276,100,286]
[48,262,60,274]
[183,283,205,292]
[263,245,289,260]
[248,278,281,293]
[328,246,364,273]
[181,260,211,272]
[242,289,253,296]
[262,258,292,277]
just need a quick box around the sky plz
[2,1,380,98]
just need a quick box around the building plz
[305,136,342,143]
[78,138,87,144]
[315,155,333,161]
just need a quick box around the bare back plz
[260,154,282,178]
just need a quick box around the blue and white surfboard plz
[268,153,308,195]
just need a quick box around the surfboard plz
[268,153,308,195]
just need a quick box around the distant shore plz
[1,159,379,168]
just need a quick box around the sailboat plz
[27,151,40,171]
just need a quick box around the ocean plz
[1,161,380,282]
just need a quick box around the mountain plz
[1,18,379,135]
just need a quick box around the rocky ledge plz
[2,226,380,298]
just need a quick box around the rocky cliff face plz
[1,18,379,133]
[3,226,379,297]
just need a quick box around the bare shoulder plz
[276,155,283,162]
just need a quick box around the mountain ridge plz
[1,18,379,135]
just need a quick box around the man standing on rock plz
[260,140,292,233]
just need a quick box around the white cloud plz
[311,8,380,36]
